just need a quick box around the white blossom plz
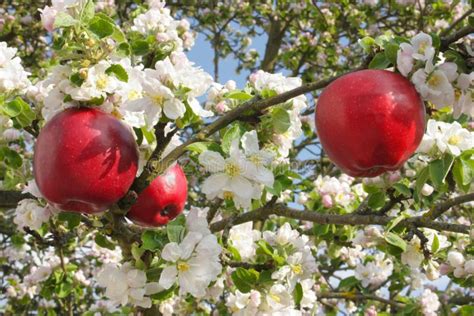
[0,42,30,93]
[355,254,393,287]
[420,289,440,316]
[159,231,222,297]
[228,222,261,261]
[417,119,474,156]
[14,199,51,230]
[97,262,161,308]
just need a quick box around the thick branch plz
[317,291,405,309]
[440,25,474,51]
[209,203,470,234]
[424,192,474,220]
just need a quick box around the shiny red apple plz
[127,164,188,227]
[315,69,425,177]
[34,107,139,213]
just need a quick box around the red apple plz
[34,107,139,213]
[127,164,188,227]
[315,69,425,177]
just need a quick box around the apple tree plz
[0,0,473,315]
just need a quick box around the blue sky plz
[187,31,266,86]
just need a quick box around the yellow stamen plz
[177,261,190,272]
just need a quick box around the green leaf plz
[105,64,129,82]
[453,158,473,192]
[0,147,23,168]
[95,234,116,250]
[368,191,386,209]
[231,268,260,293]
[415,167,430,199]
[384,232,407,251]
[272,108,291,134]
[429,154,454,188]
[81,0,96,22]
[386,213,408,232]
[368,52,391,69]
[469,16,474,27]
[117,42,131,56]
[338,276,359,290]
[431,233,440,253]
[141,230,167,251]
[392,183,411,197]
[430,33,440,50]
[3,98,36,128]
[384,42,399,65]
[186,142,217,154]
[70,73,84,87]
[293,282,303,306]
[89,16,114,38]
[444,50,468,73]
[131,40,150,56]
[57,212,81,230]
[166,215,186,243]
[56,279,73,298]
[227,245,242,261]
[53,12,78,28]
[313,224,331,236]
[266,180,282,196]
[221,124,241,154]
[2,99,23,117]
[224,90,253,101]
[359,36,375,52]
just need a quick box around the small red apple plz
[315,69,425,177]
[126,164,188,227]
[34,107,139,213]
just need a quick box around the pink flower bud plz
[322,194,333,208]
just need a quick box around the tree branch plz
[209,203,470,234]
[440,25,474,51]
[424,192,474,220]
[317,291,405,309]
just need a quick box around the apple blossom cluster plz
[417,119,474,157]
[445,250,474,278]
[13,199,51,230]
[249,70,309,157]
[131,0,195,51]
[354,253,393,288]
[419,288,440,316]
[40,0,88,32]
[224,223,319,314]
[31,52,213,128]
[397,32,473,118]
[157,207,222,297]
[0,42,31,94]
[199,130,275,208]
[313,174,367,208]
[97,262,161,308]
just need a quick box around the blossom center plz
[128,90,141,100]
[291,264,303,275]
[427,74,441,87]
[151,94,165,105]
[177,261,190,272]
[223,191,234,200]
[96,75,109,90]
[269,293,281,303]
[448,135,462,146]
[418,41,428,54]
[249,154,263,166]
[225,162,241,177]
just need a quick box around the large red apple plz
[315,69,425,177]
[126,164,188,227]
[34,107,139,213]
